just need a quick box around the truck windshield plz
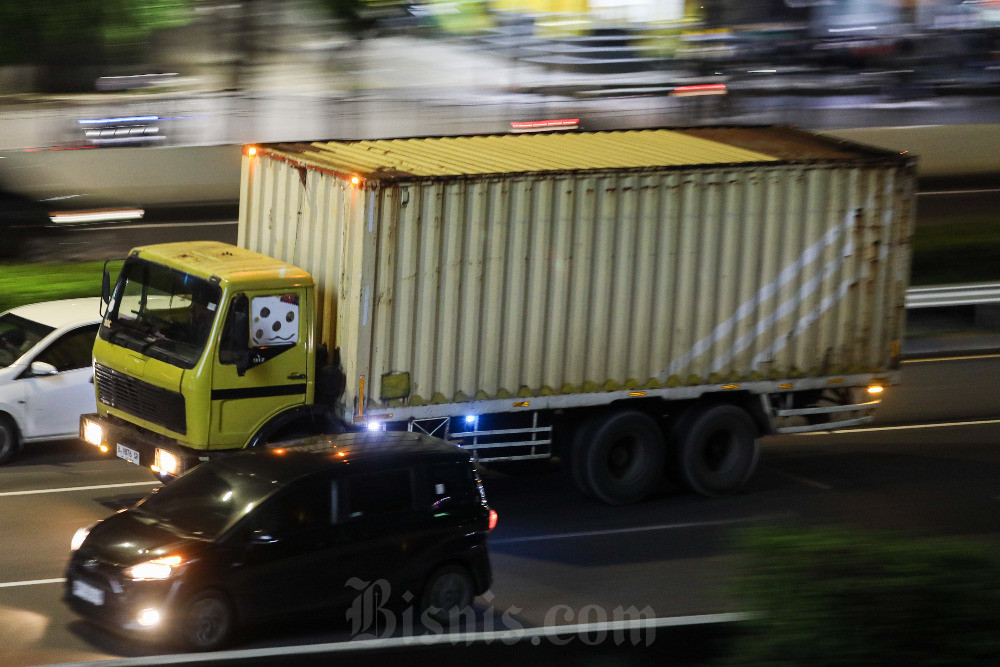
[100,258,221,370]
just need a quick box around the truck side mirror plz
[101,269,110,305]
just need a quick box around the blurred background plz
[0,0,998,253]
[0,0,997,148]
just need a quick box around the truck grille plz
[95,364,187,435]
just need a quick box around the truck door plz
[211,292,309,449]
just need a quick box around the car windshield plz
[0,313,53,368]
[100,257,221,370]
[135,464,275,539]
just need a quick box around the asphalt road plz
[1,352,999,665]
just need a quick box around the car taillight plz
[488,509,498,531]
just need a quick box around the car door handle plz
[287,373,307,380]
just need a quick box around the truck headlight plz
[152,449,180,476]
[83,420,103,447]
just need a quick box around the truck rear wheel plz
[571,410,665,505]
[674,404,759,497]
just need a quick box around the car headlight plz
[124,555,185,580]
[70,527,90,551]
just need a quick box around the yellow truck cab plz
[81,241,332,479]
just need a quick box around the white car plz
[0,297,103,464]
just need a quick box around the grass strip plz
[0,260,123,312]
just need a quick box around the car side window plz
[34,324,99,372]
[430,463,476,509]
[345,469,414,519]
[254,477,337,536]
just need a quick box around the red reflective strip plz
[672,84,727,94]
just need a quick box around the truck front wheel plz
[571,410,665,505]
[674,404,759,497]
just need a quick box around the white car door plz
[21,325,99,441]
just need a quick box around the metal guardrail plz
[905,282,1000,309]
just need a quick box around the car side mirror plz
[30,361,58,376]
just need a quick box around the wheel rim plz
[428,572,471,611]
[701,429,738,473]
[606,435,644,482]
[188,597,228,647]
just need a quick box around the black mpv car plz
[65,431,496,651]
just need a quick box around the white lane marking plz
[55,612,759,666]
[490,517,770,545]
[799,418,1000,435]
[0,578,65,589]
[0,481,159,497]
[74,220,236,232]
[919,188,1000,196]
[902,353,1000,363]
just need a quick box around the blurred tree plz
[312,0,378,38]
[0,0,192,92]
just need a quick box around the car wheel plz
[0,417,18,465]
[420,564,475,625]
[180,590,235,651]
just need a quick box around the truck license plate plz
[116,443,140,466]
[72,579,104,606]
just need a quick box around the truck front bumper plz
[79,413,204,480]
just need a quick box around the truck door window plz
[220,293,301,368]
[250,294,299,346]
[219,295,249,365]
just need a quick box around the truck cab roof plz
[129,241,312,292]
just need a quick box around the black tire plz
[420,564,475,625]
[573,410,665,505]
[0,416,18,465]
[569,419,598,498]
[674,404,759,497]
[180,590,235,652]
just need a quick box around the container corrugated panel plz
[239,128,915,418]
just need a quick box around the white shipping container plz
[239,127,916,423]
